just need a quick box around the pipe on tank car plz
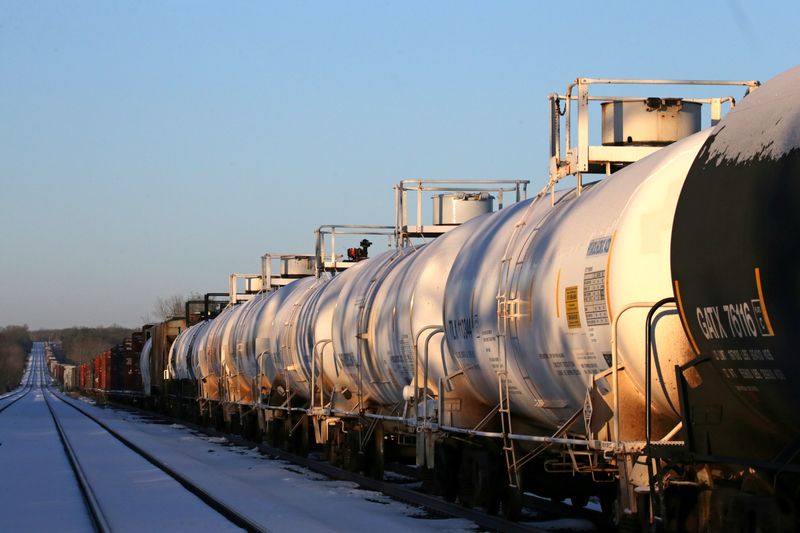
[645,297,676,526]
[311,339,332,410]
[412,325,444,423]
[610,301,676,446]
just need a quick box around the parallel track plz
[110,403,581,532]
[43,389,112,533]
[0,357,37,414]
[45,390,268,533]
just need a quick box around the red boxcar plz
[94,351,111,391]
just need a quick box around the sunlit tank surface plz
[168,322,204,380]
[251,278,314,392]
[671,66,800,459]
[367,215,488,416]
[218,302,250,403]
[444,128,711,438]
[329,249,415,406]
[230,292,270,404]
[269,275,323,394]
[190,320,213,387]
[308,266,355,399]
[198,305,236,401]
[139,337,152,396]
[282,273,333,397]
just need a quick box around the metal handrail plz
[261,252,315,291]
[395,179,529,245]
[550,77,760,195]
[313,224,396,276]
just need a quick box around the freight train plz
[50,66,800,532]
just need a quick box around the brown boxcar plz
[145,318,186,400]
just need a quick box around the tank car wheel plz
[457,449,478,507]
[365,423,384,480]
[433,441,460,503]
[502,485,523,521]
[342,428,363,473]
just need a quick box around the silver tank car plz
[443,128,710,439]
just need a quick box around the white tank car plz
[251,277,315,392]
[366,214,492,422]
[139,337,152,396]
[329,249,415,407]
[285,272,333,397]
[229,292,269,403]
[168,322,203,380]
[217,302,249,403]
[444,129,711,438]
[190,320,213,387]
[198,304,235,401]
[269,275,328,396]
[306,266,356,402]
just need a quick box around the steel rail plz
[111,401,547,533]
[42,389,112,533]
[47,389,269,533]
[0,355,37,414]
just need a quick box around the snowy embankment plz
[58,393,477,532]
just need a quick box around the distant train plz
[50,66,800,532]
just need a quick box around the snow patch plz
[705,66,800,165]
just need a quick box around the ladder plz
[499,371,521,489]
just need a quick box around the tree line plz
[0,292,203,385]
[32,326,134,364]
[0,326,33,392]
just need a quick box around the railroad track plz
[102,401,606,532]
[0,354,38,414]
[12,340,268,533]
[43,389,267,532]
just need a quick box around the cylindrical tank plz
[432,192,494,224]
[367,214,490,417]
[199,305,235,401]
[218,303,249,403]
[285,273,333,399]
[230,292,270,404]
[168,322,203,380]
[601,99,701,146]
[250,277,314,394]
[271,275,325,396]
[308,266,357,403]
[190,320,213,387]
[140,337,152,396]
[671,66,800,459]
[330,248,415,406]
[444,128,711,437]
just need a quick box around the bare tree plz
[152,291,204,322]
[154,294,185,321]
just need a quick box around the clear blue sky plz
[0,1,797,328]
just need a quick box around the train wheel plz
[343,428,364,473]
[365,423,384,480]
[502,485,523,521]
[458,448,500,510]
[434,441,460,503]
[457,449,478,507]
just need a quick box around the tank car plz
[77,65,800,531]
[664,65,800,531]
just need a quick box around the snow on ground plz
[47,391,242,533]
[0,345,93,532]
[60,395,479,532]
